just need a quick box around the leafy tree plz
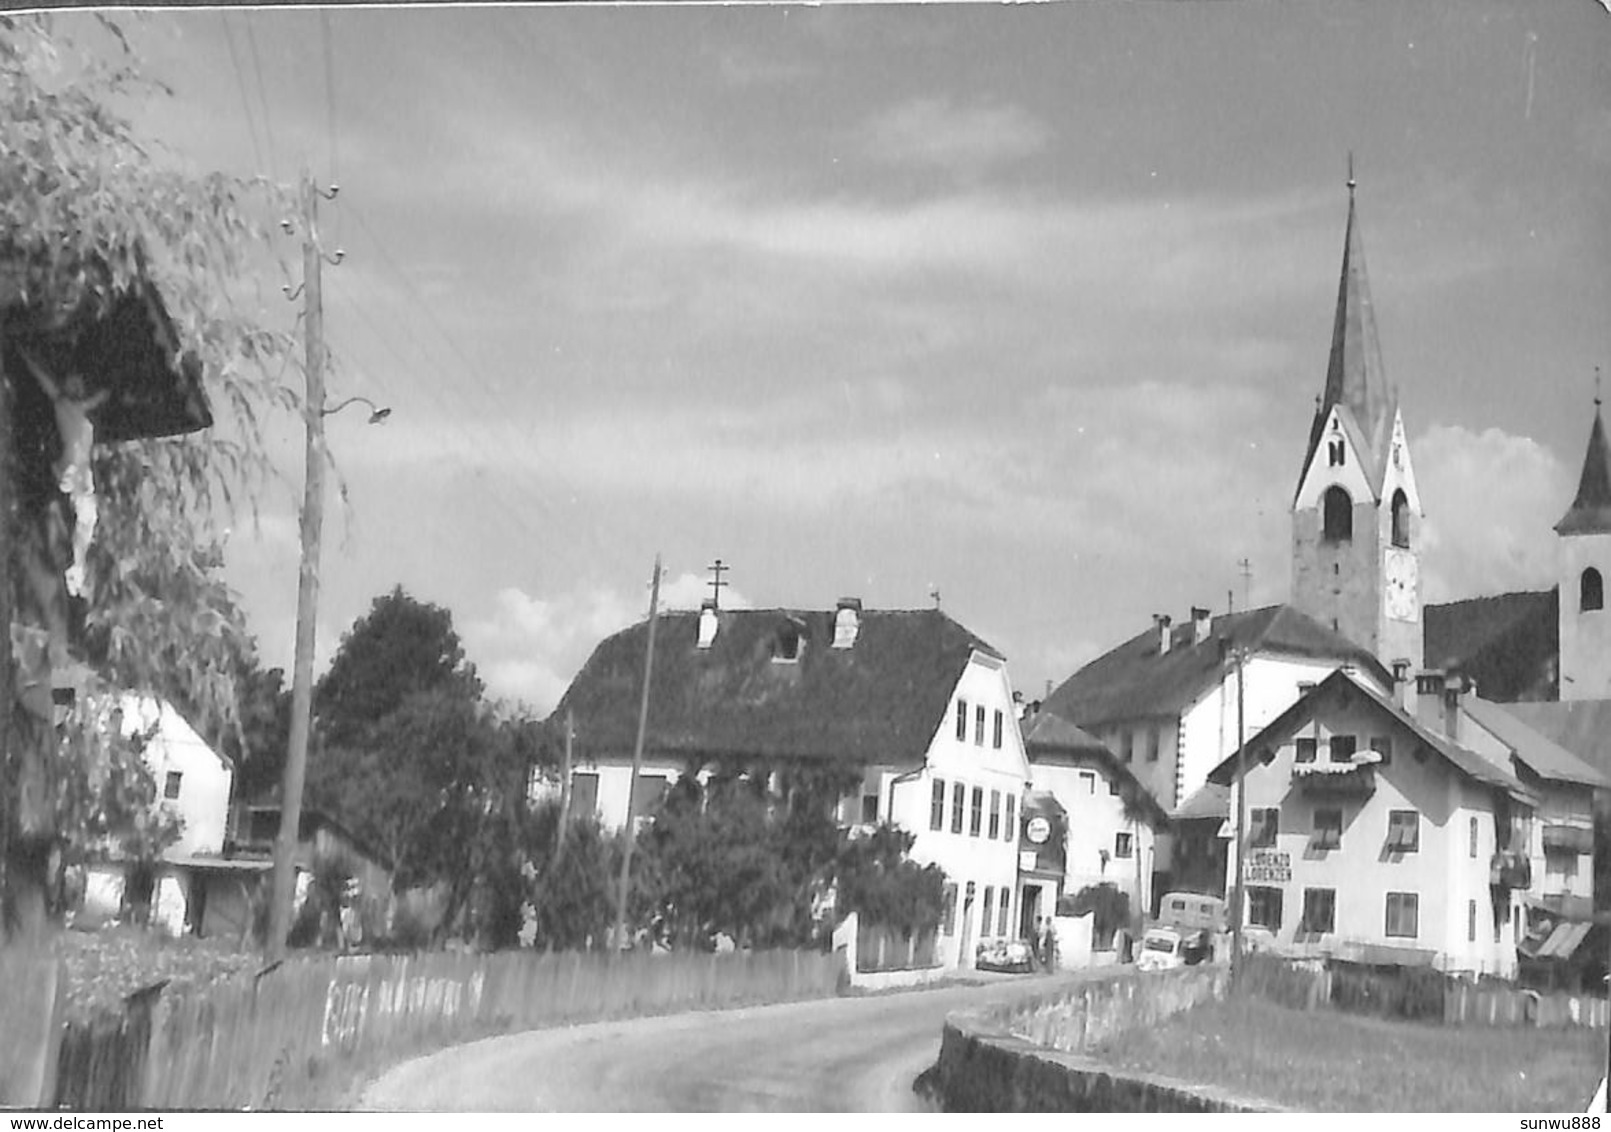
[834,823,947,937]
[307,588,541,948]
[1,16,296,940]
[519,799,617,951]
[314,587,482,750]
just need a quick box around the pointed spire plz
[1556,374,1611,536]
[1322,162,1395,465]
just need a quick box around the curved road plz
[360,972,1079,1111]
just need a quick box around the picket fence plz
[1238,952,1609,1030]
[45,947,844,1110]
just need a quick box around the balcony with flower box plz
[1291,748,1380,798]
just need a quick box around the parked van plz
[1157,892,1227,935]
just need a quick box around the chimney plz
[697,599,719,649]
[1191,606,1212,646]
[1153,614,1173,655]
[1414,669,1471,738]
[1442,671,1472,743]
[1391,659,1412,712]
[832,597,862,649]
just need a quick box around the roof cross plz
[707,558,730,610]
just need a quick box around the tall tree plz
[0,16,296,940]
[313,586,481,749]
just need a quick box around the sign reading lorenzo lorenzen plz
[1244,849,1291,883]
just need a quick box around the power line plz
[243,14,278,181]
[219,14,265,177]
[319,11,341,244]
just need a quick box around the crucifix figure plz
[19,347,109,598]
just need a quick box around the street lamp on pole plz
[322,395,391,425]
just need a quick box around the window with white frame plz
[988,790,1001,839]
[970,787,984,837]
[1114,831,1133,859]
[163,771,182,800]
[981,887,995,938]
[992,710,1004,749]
[1312,807,1342,850]
[956,700,968,742]
[1249,807,1279,848]
[1385,892,1419,938]
[952,783,966,834]
[1299,888,1335,934]
[1386,810,1419,852]
[975,704,986,746]
[1247,886,1283,931]
[930,779,946,831]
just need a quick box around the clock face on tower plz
[1385,548,1418,623]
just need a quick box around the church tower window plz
[1322,486,1353,543]
[1328,439,1345,467]
[1390,488,1410,548]
[1583,567,1604,613]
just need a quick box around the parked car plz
[1135,926,1187,971]
[976,937,1034,973]
[1135,925,1214,971]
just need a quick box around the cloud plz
[1413,424,1572,604]
[460,574,753,713]
[855,96,1050,172]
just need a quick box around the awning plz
[1522,921,1594,962]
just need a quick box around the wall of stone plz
[928,966,1282,1113]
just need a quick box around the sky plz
[65,0,1611,715]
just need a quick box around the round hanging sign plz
[1026,816,1051,844]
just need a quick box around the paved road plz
[359,972,1076,1112]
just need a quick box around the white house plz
[81,695,236,935]
[1016,708,1169,939]
[548,598,1032,969]
[1207,667,1604,977]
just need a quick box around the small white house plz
[81,695,235,935]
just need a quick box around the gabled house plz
[1206,667,1605,976]
[1042,603,1391,815]
[550,599,1032,968]
[1016,707,1168,930]
[79,695,236,936]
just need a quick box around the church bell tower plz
[1291,167,1424,674]
[1556,384,1611,700]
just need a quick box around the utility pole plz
[266,171,333,962]
[612,554,661,951]
[1230,641,1248,989]
[554,707,574,868]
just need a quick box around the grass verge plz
[1094,994,1602,1112]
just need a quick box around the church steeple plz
[1290,163,1423,674]
[1298,162,1398,496]
[1555,387,1611,536]
[1557,378,1611,700]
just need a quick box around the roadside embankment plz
[923,965,1282,1112]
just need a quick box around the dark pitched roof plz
[1044,604,1390,728]
[1503,700,1611,781]
[1422,589,1558,702]
[1172,781,1230,822]
[1204,669,1534,805]
[1020,707,1170,828]
[1557,403,1611,536]
[1297,190,1397,499]
[553,607,1001,767]
[1461,698,1608,789]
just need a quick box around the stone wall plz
[928,965,1283,1113]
